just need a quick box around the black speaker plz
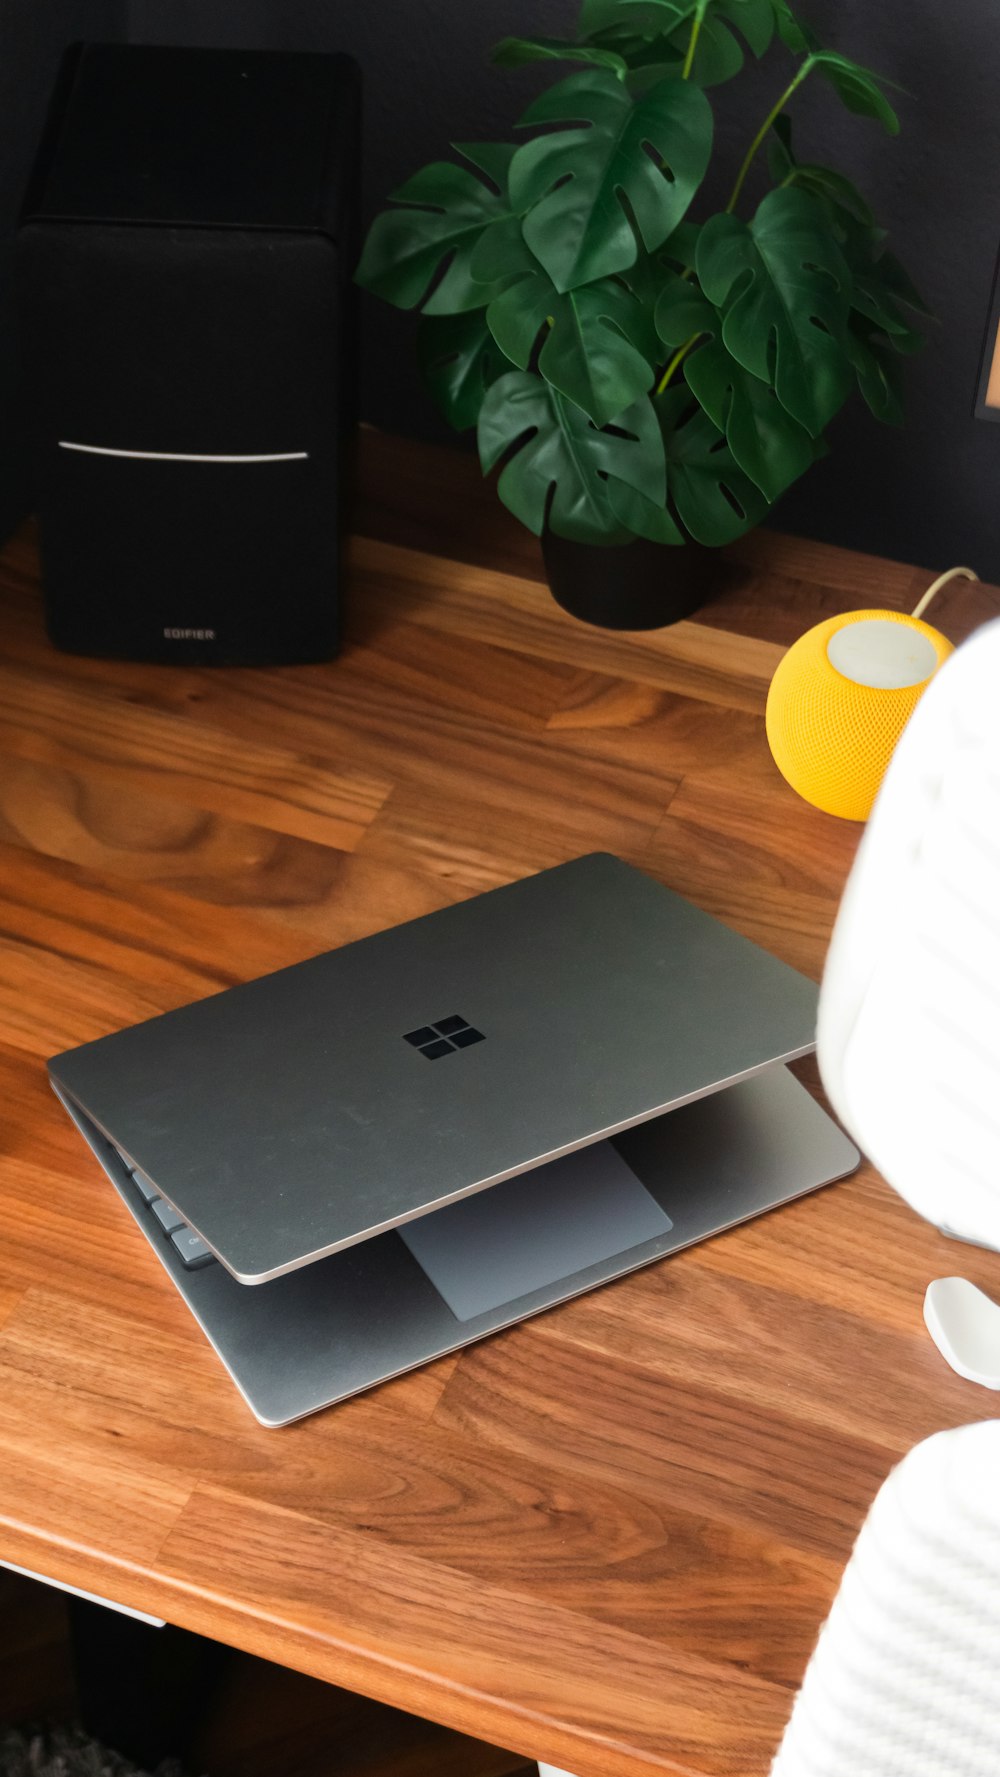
[17,43,361,665]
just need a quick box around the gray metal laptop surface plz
[52,1067,858,1426]
[48,853,820,1282]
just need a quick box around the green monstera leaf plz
[767,115,875,227]
[605,475,685,542]
[478,372,665,542]
[579,0,775,74]
[493,36,628,78]
[578,0,686,36]
[355,147,516,314]
[717,0,776,58]
[766,119,927,356]
[696,187,854,436]
[624,3,754,85]
[849,248,926,345]
[509,68,712,292]
[608,386,766,544]
[617,225,702,307]
[684,337,815,499]
[836,214,928,349]
[474,219,658,426]
[860,242,928,317]
[769,0,816,53]
[417,312,510,431]
[846,316,906,425]
[809,49,901,135]
[653,268,716,344]
[674,13,744,83]
[652,275,813,502]
[577,26,685,94]
[494,274,657,427]
[660,387,768,541]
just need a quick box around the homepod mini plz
[764,569,977,820]
[17,43,361,665]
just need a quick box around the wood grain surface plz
[1,429,998,1777]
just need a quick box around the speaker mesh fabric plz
[19,223,348,664]
[765,609,953,821]
[17,45,360,666]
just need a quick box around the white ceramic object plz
[924,1276,1000,1388]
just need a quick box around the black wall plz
[7,1,1000,577]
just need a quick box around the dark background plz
[3,0,998,576]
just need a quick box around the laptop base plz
[54,1066,858,1427]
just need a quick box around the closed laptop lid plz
[48,853,819,1282]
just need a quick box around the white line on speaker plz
[57,442,309,463]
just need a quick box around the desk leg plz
[67,1597,227,1767]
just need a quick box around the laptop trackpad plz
[398,1141,673,1322]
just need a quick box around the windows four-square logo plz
[403,1013,485,1060]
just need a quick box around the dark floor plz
[0,1568,535,1777]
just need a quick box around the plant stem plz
[724,57,814,214]
[656,331,702,395]
[682,5,705,79]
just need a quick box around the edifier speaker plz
[17,43,361,664]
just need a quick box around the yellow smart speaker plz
[765,569,976,822]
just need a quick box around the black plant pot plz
[541,531,723,631]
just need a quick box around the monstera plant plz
[357,0,924,612]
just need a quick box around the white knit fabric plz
[771,1419,1000,1777]
[818,617,1000,1251]
[536,1766,576,1776]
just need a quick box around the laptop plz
[48,853,858,1424]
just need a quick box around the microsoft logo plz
[403,1013,485,1060]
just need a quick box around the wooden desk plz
[1,432,997,1777]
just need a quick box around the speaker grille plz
[765,609,954,821]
